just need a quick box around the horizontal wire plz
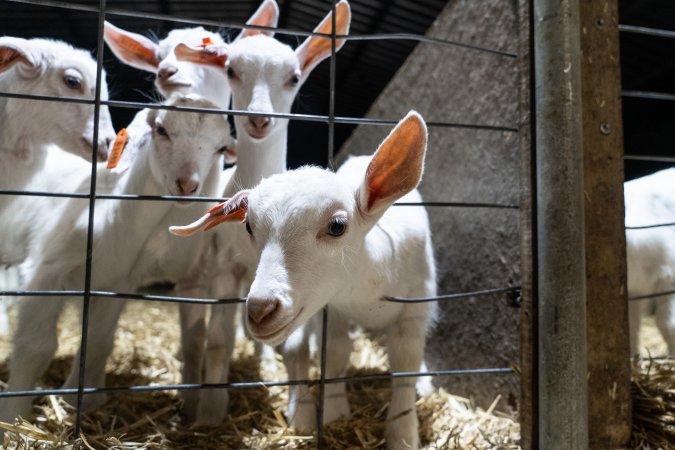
[0,289,244,304]
[619,23,675,40]
[93,290,244,304]
[1,0,517,58]
[1,287,520,305]
[622,90,675,102]
[628,289,675,301]
[0,92,518,132]
[624,154,675,164]
[396,201,519,209]
[344,33,516,57]
[636,355,674,361]
[0,367,514,398]
[0,290,84,297]
[0,189,518,209]
[626,222,675,230]
[384,286,520,303]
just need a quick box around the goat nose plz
[176,177,199,196]
[158,66,178,80]
[247,297,279,325]
[96,135,113,162]
[248,116,271,130]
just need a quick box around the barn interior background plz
[0,0,674,448]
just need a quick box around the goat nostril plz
[97,146,108,162]
[248,116,270,129]
[177,179,199,196]
[158,66,177,80]
[247,298,279,325]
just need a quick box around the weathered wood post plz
[580,0,632,447]
[533,0,588,448]
[533,0,632,448]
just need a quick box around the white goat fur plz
[0,37,115,264]
[171,111,435,449]
[626,168,675,355]
[0,94,233,423]
[103,22,234,170]
[104,23,230,108]
[171,0,352,425]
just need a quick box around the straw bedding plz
[0,300,520,449]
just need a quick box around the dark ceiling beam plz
[334,0,397,95]
[278,0,290,30]
[58,8,78,43]
[157,0,172,35]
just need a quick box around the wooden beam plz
[580,1,632,448]
[518,0,536,447]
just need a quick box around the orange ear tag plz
[107,128,128,170]
[200,37,214,48]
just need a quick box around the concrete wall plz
[338,0,521,409]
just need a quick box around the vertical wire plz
[326,0,337,167]
[316,1,338,448]
[74,0,106,436]
[316,306,330,449]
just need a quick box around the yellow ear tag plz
[200,37,214,48]
[107,128,128,170]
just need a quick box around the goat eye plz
[217,145,229,154]
[327,218,346,237]
[245,221,253,235]
[288,74,299,86]
[156,126,168,137]
[63,75,82,90]
[227,67,236,79]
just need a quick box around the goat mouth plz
[158,81,192,89]
[80,137,97,161]
[168,190,198,205]
[245,127,271,140]
[250,308,303,345]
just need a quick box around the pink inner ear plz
[0,47,23,69]
[240,0,279,38]
[175,44,228,68]
[367,186,381,211]
[104,26,159,69]
[363,113,427,213]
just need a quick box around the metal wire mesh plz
[0,0,521,446]
[617,21,675,303]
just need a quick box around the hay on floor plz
[631,356,675,449]
[0,300,520,449]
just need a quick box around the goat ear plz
[169,190,250,236]
[358,111,428,217]
[295,0,351,82]
[237,0,279,40]
[174,43,229,68]
[103,21,160,72]
[0,38,35,74]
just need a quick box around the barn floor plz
[0,299,520,449]
[635,315,668,357]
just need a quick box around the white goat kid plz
[103,20,236,170]
[171,112,436,450]
[0,37,115,256]
[171,0,351,425]
[176,0,351,425]
[0,94,233,424]
[625,168,675,356]
[104,21,231,109]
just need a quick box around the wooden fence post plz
[580,1,632,448]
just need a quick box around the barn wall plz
[338,0,521,408]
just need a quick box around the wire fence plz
[616,21,675,304]
[0,0,521,446]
